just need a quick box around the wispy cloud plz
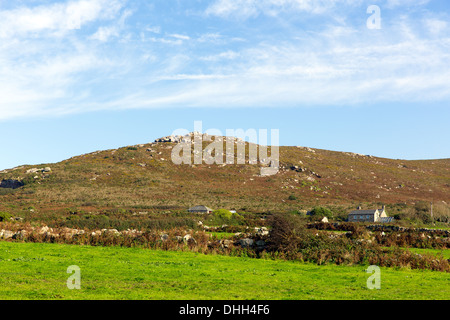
[200,50,240,61]
[424,18,448,35]
[0,0,127,120]
[384,0,430,9]
[169,33,191,40]
[0,0,449,121]
[205,0,362,18]
[0,0,125,38]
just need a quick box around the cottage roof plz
[189,205,213,212]
[349,209,378,215]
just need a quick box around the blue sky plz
[0,0,449,170]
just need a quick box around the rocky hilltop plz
[0,133,448,216]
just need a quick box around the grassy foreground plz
[0,241,448,300]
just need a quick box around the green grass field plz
[206,232,236,240]
[0,241,448,300]
[406,247,450,259]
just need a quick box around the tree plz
[310,206,333,219]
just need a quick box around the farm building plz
[348,206,393,223]
[188,205,214,214]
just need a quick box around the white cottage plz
[348,206,389,223]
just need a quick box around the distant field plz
[206,231,236,239]
[406,247,450,260]
[381,246,450,260]
[0,241,448,300]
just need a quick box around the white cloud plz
[0,0,125,38]
[201,50,240,61]
[90,26,119,42]
[424,18,448,35]
[385,0,430,9]
[107,25,450,109]
[197,33,222,43]
[146,26,161,34]
[205,0,361,18]
[169,34,191,40]
[0,0,449,122]
[89,8,132,42]
[0,0,127,121]
[146,37,184,45]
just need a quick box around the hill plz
[0,133,449,220]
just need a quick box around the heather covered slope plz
[0,134,448,218]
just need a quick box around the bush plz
[436,215,450,223]
[267,213,308,251]
[288,195,297,201]
[310,206,333,219]
[0,212,12,222]
[415,211,433,224]
[213,209,234,220]
[413,202,433,224]
[206,209,244,226]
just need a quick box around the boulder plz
[255,240,266,248]
[1,230,14,239]
[256,227,269,236]
[26,168,41,174]
[239,238,254,248]
[2,230,14,239]
[38,226,50,234]
[160,233,169,241]
[154,135,185,143]
[12,230,28,240]
[221,239,233,248]
[104,229,120,236]
[122,229,142,236]
[183,234,196,245]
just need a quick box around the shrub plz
[21,176,37,186]
[310,206,333,218]
[415,211,433,224]
[0,212,12,222]
[297,210,308,217]
[436,215,450,223]
[213,209,234,220]
[267,213,308,251]
[288,195,297,201]
[206,209,244,226]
